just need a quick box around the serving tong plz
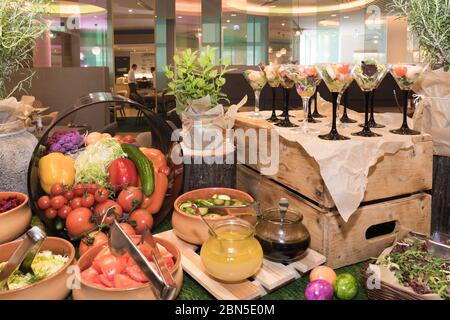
[109,220,177,300]
[195,201,262,218]
[408,231,450,258]
[0,227,46,284]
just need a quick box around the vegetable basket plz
[360,261,429,300]
[27,92,183,238]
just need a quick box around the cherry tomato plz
[119,222,136,236]
[94,188,109,203]
[45,207,57,219]
[79,231,108,257]
[86,183,99,195]
[37,196,51,210]
[122,135,136,144]
[50,195,66,209]
[117,187,143,212]
[64,190,75,201]
[128,209,153,234]
[65,207,96,237]
[50,183,64,196]
[73,183,86,197]
[57,205,72,219]
[81,193,95,208]
[139,196,152,210]
[70,197,83,210]
[94,200,123,224]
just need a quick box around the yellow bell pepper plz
[39,152,75,194]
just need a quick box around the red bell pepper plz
[108,158,139,191]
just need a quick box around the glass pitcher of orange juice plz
[200,219,263,282]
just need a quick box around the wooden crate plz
[235,113,433,209]
[157,229,326,300]
[237,165,432,268]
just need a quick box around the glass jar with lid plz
[200,219,263,282]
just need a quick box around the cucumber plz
[211,194,218,199]
[195,199,214,207]
[213,198,225,205]
[185,207,195,215]
[199,208,209,215]
[224,200,231,206]
[179,201,192,210]
[217,194,231,201]
[121,143,155,196]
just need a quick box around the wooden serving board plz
[157,229,326,300]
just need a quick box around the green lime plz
[333,273,358,300]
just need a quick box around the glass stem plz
[331,92,338,134]
[271,87,277,116]
[254,90,260,115]
[284,88,290,121]
[369,90,375,122]
[303,97,310,133]
[401,90,410,129]
[364,91,371,132]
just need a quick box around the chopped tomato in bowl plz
[73,236,182,300]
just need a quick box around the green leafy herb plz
[163,46,234,113]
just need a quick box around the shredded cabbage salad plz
[75,138,125,187]
[0,251,68,291]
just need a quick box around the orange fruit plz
[309,266,337,285]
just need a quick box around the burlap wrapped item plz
[413,69,450,157]
[181,95,247,150]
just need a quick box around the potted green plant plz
[391,0,450,233]
[0,0,50,194]
[163,46,234,150]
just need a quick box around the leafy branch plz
[0,0,51,99]
[391,0,450,70]
[163,46,234,113]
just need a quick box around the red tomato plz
[119,222,136,236]
[45,207,57,219]
[128,209,153,234]
[394,66,408,77]
[81,193,95,208]
[337,64,350,74]
[113,273,143,289]
[65,207,96,237]
[94,188,109,203]
[93,254,127,281]
[37,196,51,210]
[57,205,71,219]
[99,274,114,288]
[94,200,123,224]
[84,183,98,195]
[79,231,108,257]
[81,267,102,286]
[122,135,136,143]
[117,187,143,212]
[139,196,152,209]
[164,257,175,270]
[63,190,75,201]
[50,195,66,209]
[70,197,83,210]
[50,183,64,196]
[73,183,86,197]
[125,262,148,283]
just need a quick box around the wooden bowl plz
[72,236,183,300]
[0,192,32,244]
[0,237,75,300]
[172,188,254,245]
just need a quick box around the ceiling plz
[112,0,154,31]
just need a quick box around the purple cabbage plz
[45,130,84,154]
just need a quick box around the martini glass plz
[351,60,387,137]
[389,63,428,135]
[311,82,326,118]
[315,63,353,140]
[294,65,321,134]
[276,64,298,128]
[243,69,267,118]
[264,64,282,122]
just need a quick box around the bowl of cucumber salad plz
[172,188,254,245]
